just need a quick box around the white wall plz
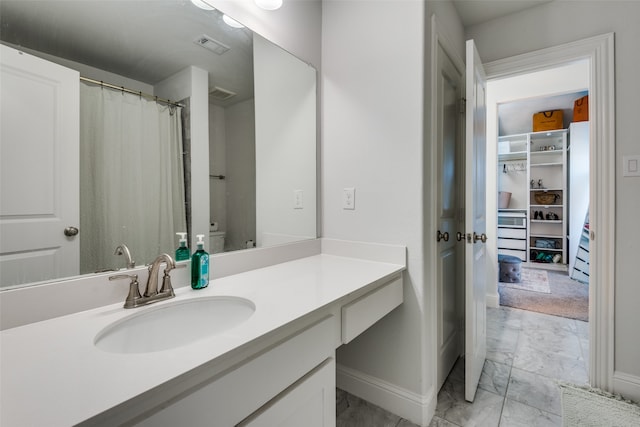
[323,1,463,424]
[209,100,256,252]
[225,99,256,251]
[468,0,640,399]
[254,35,316,247]
[209,104,227,233]
[155,67,210,252]
[323,0,425,398]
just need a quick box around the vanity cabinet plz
[0,248,405,427]
[132,274,403,427]
[135,316,336,427]
[239,358,335,427]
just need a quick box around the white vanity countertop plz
[0,253,404,426]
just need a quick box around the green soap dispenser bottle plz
[191,234,209,289]
[175,232,190,261]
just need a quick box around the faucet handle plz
[109,274,142,309]
[158,266,178,297]
[159,263,185,295]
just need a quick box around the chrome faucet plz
[114,244,135,269]
[109,253,182,309]
[144,253,176,298]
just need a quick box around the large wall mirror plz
[0,0,317,290]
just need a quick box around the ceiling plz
[0,0,256,106]
[0,0,556,106]
[452,0,554,27]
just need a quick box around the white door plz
[0,45,80,287]
[464,39,488,402]
[436,42,465,391]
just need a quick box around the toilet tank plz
[209,231,226,254]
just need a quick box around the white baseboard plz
[336,363,436,427]
[486,292,500,308]
[613,371,640,403]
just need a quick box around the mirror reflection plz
[0,0,316,290]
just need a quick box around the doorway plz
[487,60,592,392]
[490,64,590,325]
[433,32,614,410]
[484,64,593,409]
[483,33,616,390]
[433,34,615,424]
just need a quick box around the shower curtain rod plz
[80,76,184,108]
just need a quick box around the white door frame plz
[484,33,615,391]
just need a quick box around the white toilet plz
[209,231,226,254]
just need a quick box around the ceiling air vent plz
[209,86,237,101]
[193,34,230,55]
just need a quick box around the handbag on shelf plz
[533,110,563,131]
[573,95,589,122]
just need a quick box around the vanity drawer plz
[137,316,335,427]
[341,275,403,344]
[498,238,527,250]
[497,227,526,239]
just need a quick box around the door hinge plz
[459,97,466,114]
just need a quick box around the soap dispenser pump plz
[191,234,209,289]
[175,232,190,261]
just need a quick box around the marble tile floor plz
[336,305,589,426]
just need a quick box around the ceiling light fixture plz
[254,0,283,11]
[190,0,216,11]
[222,15,244,28]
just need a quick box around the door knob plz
[456,232,464,241]
[437,230,450,242]
[473,232,487,243]
[64,226,79,237]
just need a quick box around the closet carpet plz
[498,269,589,321]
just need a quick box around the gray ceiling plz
[1,0,558,107]
[0,0,255,106]
[453,0,554,27]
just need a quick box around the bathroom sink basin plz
[95,296,255,353]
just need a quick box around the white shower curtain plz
[80,83,186,273]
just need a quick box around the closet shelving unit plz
[497,134,528,262]
[498,129,568,269]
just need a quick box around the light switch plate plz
[293,190,303,209]
[623,155,640,177]
[343,187,355,210]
